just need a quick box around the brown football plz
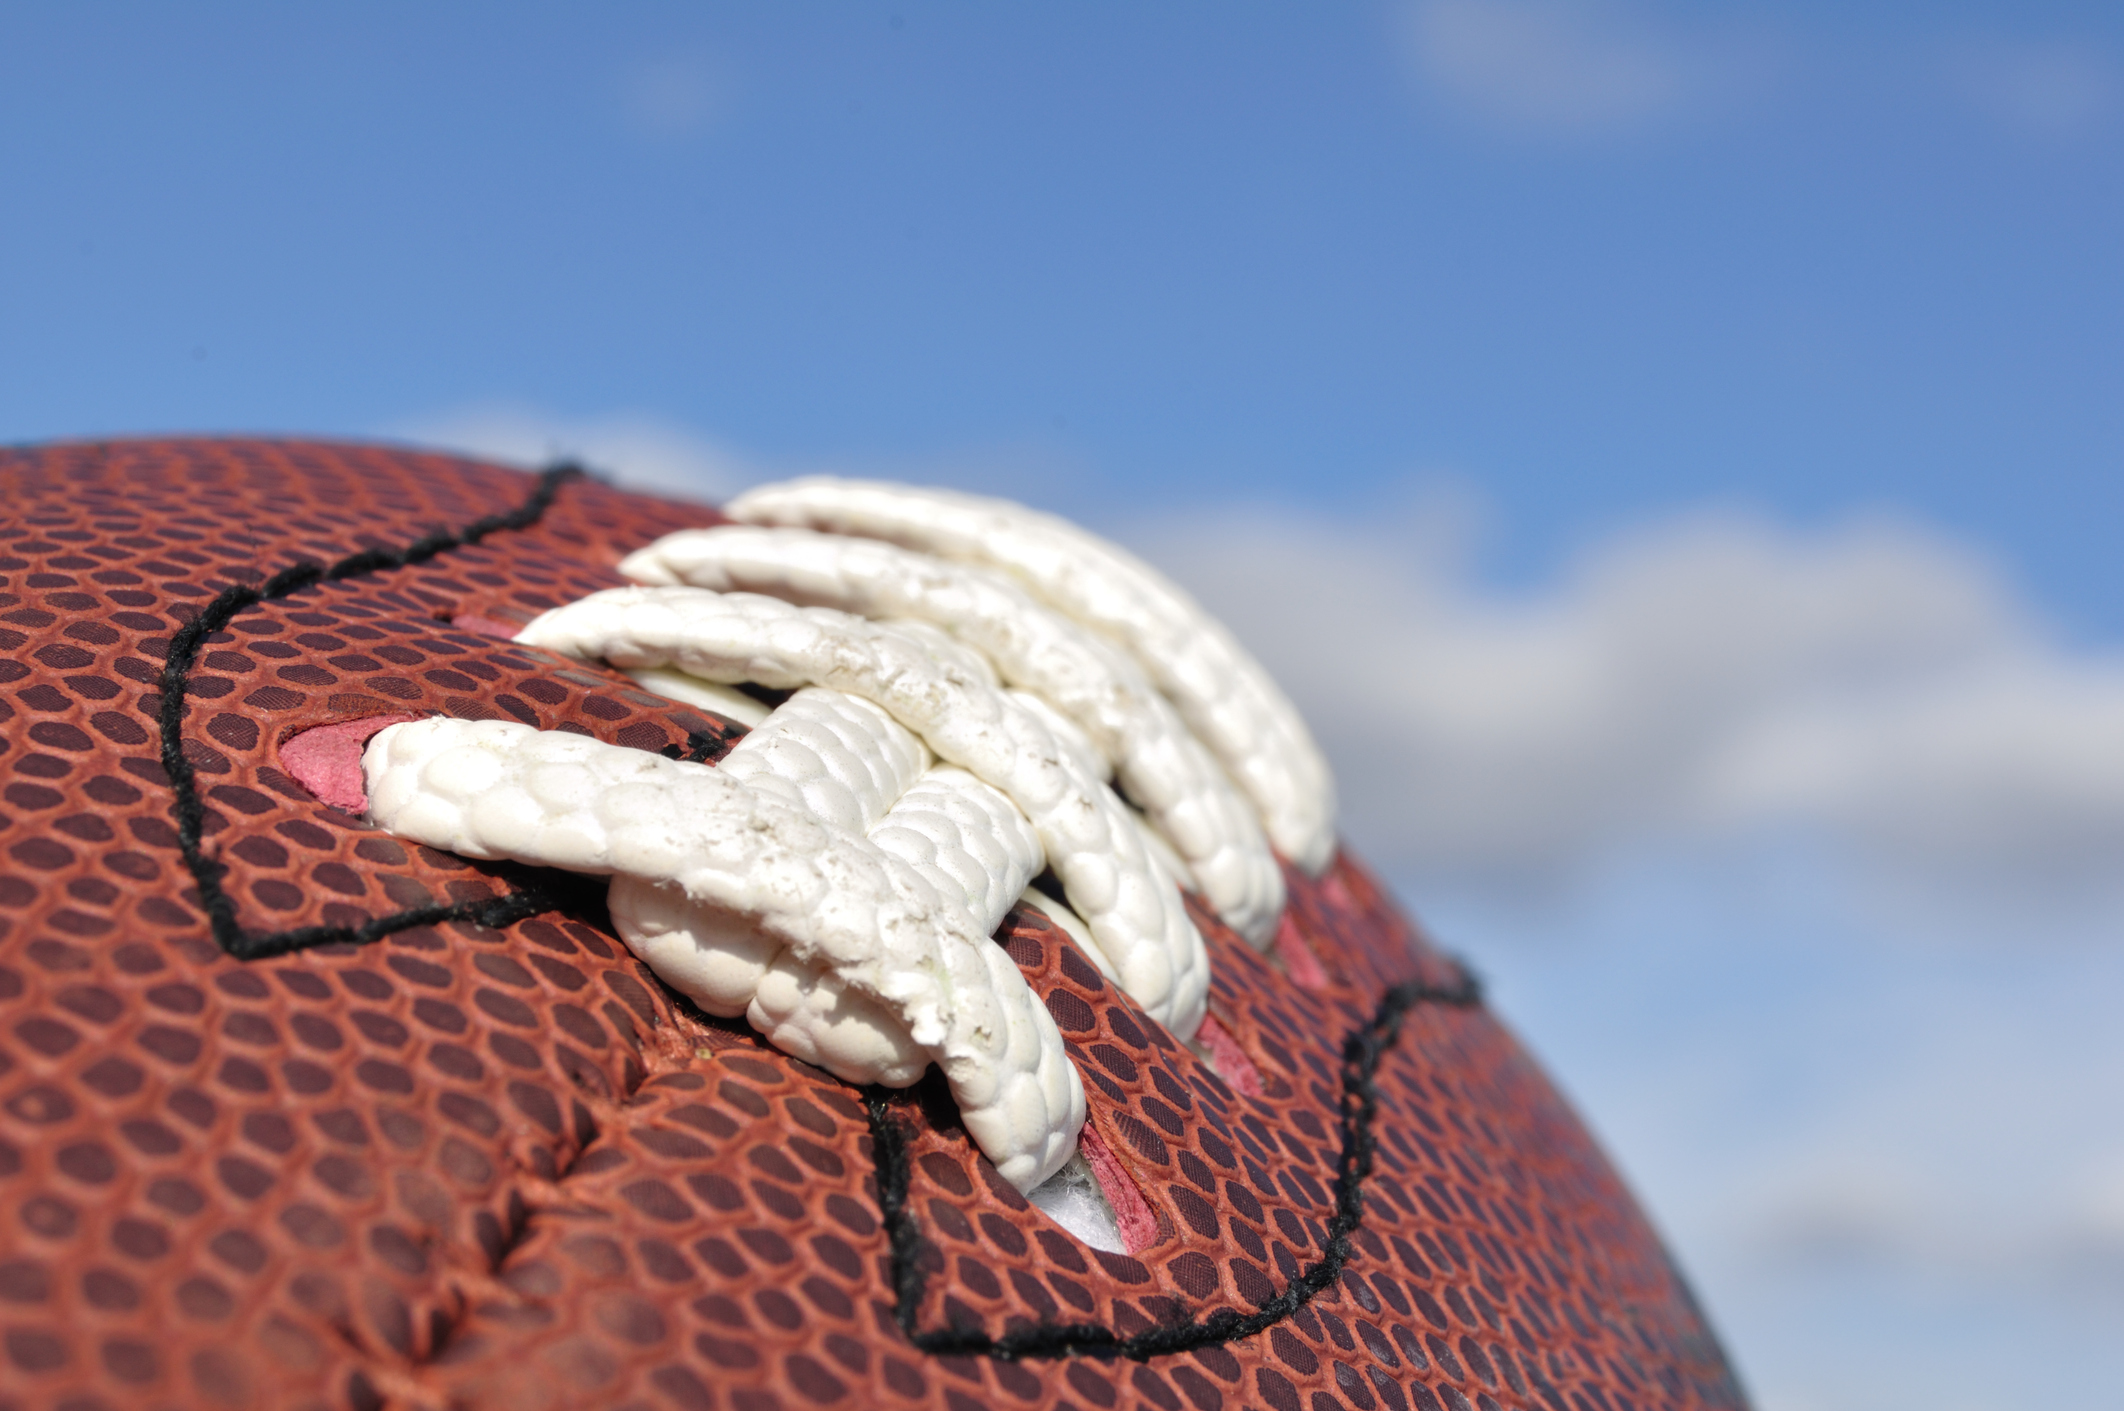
[0,438,1746,1411]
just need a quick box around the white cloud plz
[1730,1117,2124,1319]
[389,401,1099,527]
[1486,866,2124,1411]
[1398,0,1766,139]
[387,402,752,501]
[1126,488,2124,1407]
[1129,498,2124,917]
[1943,36,2118,139]
[620,50,735,139]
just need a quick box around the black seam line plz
[155,463,585,963]
[144,459,1477,1358]
[867,967,1485,1362]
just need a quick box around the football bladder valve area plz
[357,478,1340,1196]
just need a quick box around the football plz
[0,438,1746,1411]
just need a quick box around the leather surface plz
[0,439,1747,1411]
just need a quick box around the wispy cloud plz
[390,401,1094,523]
[1134,489,2124,1409]
[387,403,751,500]
[1943,35,2119,139]
[1132,497,2124,923]
[1398,4,2124,150]
[619,50,735,140]
[1397,0,1769,139]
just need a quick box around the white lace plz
[724,476,1338,874]
[358,478,1337,1193]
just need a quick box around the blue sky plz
[6,2,2121,622]
[5,5,2122,1407]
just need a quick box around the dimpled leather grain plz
[0,439,1748,1411]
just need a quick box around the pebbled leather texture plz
[0,439,1748,1411]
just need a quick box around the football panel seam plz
[150,463,586,961]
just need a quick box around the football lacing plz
[358,478,1338,1196]
[621,522,1288,944]
[724,476,1338,875]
